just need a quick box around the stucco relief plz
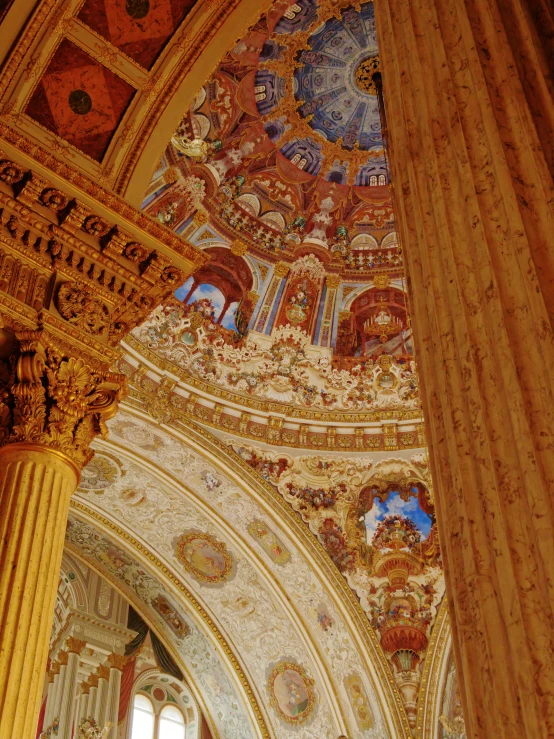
[130,304,419,412]
[230,440,446,729]
[79,409,392,738]
[64,516,254,739]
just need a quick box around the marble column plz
[43,665,59,729]
[87,674,99,722]
[53,653,68,727]
[0,331,123,739]
[374,1,554,737]
[78,682,90,724]
[96,665,110,727]
[57,638,86,739]
[105,654,126,733]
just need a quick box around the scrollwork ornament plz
[56,282,110,336]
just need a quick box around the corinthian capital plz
[0,328,126,469]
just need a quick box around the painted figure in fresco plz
[183,539,226,578]
[156,200,179,226]
[285,279,310,325]
[274,670,309,718]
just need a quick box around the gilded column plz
[374,0,554,736]
[57,638,86,739]
[0,150,204,739]
[105,653,126,733]
[0,330,123,739]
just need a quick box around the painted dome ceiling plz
[255,1,382,181]
[137,0,412,433]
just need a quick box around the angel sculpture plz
[439,714,466,738]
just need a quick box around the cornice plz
[121,335,426,453]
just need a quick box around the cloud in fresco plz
[174,279,237,329]
[364,491,431,543]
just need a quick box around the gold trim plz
[416,599,450,739]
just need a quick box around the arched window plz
[159,705,186,739]
[378,174,386,186]
[284,3,301,19]
[131,694,155,739]
[369,174,378,186]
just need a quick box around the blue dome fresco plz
[293,3,381,151]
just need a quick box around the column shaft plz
[57,651,80,739]
[53,663,68,727]
[0,447,77,739]
[78,689,89,723]
[105,666,123,733]
[96,673,109,726]
[43,675,57,728]
[87,686,98,720]
[374,0,554,736]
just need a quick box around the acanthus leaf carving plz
[0,329,126,468]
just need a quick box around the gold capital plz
[97,665,110,681]
[108,653,127,671]
[88,673,99,688]
[66,637,87,655]
[0,329,126,470]
[273,261,290,278]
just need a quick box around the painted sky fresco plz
[175,278,238,330]
[364,490,432,543]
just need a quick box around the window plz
[284,3,301,18]
[378,174,386,186]
[369,175,377,186]
[132,694,155,739]
[159,705,186,739]
[131,693,187,739]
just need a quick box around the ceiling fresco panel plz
[77,0,199,68]
[25,39,136,161]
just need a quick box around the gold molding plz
[122,334,425,428]
[415,599,451,739]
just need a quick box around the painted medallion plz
[175,531,235,585]
[266,661,316,726]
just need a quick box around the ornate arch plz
[66,508,265,739]
[73,403,412,739]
